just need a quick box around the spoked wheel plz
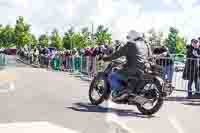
[136,80,164,115]
[89,75,108,105]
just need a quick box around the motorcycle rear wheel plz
[136,80,164,116]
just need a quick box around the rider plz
[102,30,149,101]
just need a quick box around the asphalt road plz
[0,55,200,133]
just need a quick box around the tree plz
[165,27,178,54]
[38,34,49,47]
[71,33,85,48]
[14,16,31,48]
[81,27,89,34]
[176,36,187,54]
[81,27,93,47]
[95,25,112,45]
[29,34,38,48]
[0,25,15,48]
[147,28,164,50]
[63,32,71,50]
[50,29,63,49]
[63,27,75,49]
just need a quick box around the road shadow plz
[182,102,200,106]
[164,96,200,102]
[67,102,155,119]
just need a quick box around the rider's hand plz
[102,57,109,62]
[97,56,103,61]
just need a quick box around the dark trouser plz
[39,56,44,65]
[127,71,144,93]
[44,56,49,67]
[162,65,174,82]
[109,68,143,93]
[33,55,37,63]
[188,79,200,96]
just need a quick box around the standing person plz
[33,47,39,65]
[183,39,200,98]
[43,47,50,68]
[153,46,174,83]
[65,50,70,70]
[115,40,120,49]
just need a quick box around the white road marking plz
[0,122,81,133]
[106,100,137,133]
[0,80,15,93]
[168,115,185,133]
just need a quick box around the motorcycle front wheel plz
[89,73,110,105]
[136,80,164,115]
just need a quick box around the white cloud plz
[0,0,200,41]
[177,0,197,10]
[163,0,173,5]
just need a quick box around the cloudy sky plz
[0,0,200,41]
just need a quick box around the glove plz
[102,57,109,62]
[97,56,103,61]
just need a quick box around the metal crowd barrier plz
[153,56,200,94]
[18,52,200,94]
[64,56,100,80]
[0,53,7,66]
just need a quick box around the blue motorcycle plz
[89,59,165,115]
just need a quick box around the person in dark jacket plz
[183,39,200,98]
[102,30,149,101]
[114,40,121,51]
[153,46,174,82]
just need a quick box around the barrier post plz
[80,56,92,81]
[79,56,83,77]
[73,56,82,76]
[0,53,7,66]
[69,56,73,72]
[88,56,96,79]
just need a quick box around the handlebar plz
[111,59,124,65]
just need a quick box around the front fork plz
[97,72,111,101]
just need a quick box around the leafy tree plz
[63,32,71,50]
[81,27,93,47]
[0,25,15,48]
[14,16,31,48]
[63,27,75,49]
[95,25,112,45]
[29,34,38,48]
[38,34,49,47]
[81,27,89,34]
[50,29,63,49]
[68,26,74,35]
[71,33,85,48]
[176,36,187,54]
[63,26,93,49]
[147,28,164,50]
[165,27,178,54]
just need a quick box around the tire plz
[89,74,109,105]
[136,80,164,116]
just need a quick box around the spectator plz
[114,40,121,52]
[60,51,66,71]
[33,47,39,64]
[65,50,71,70]
[42,47,50,68]
[153,46,174,83]
[183,39,200,98]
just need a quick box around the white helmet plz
[126,30,143,42]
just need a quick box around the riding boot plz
[112,86,128,102]
[127,78,151,105]
[127,78,138,94]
